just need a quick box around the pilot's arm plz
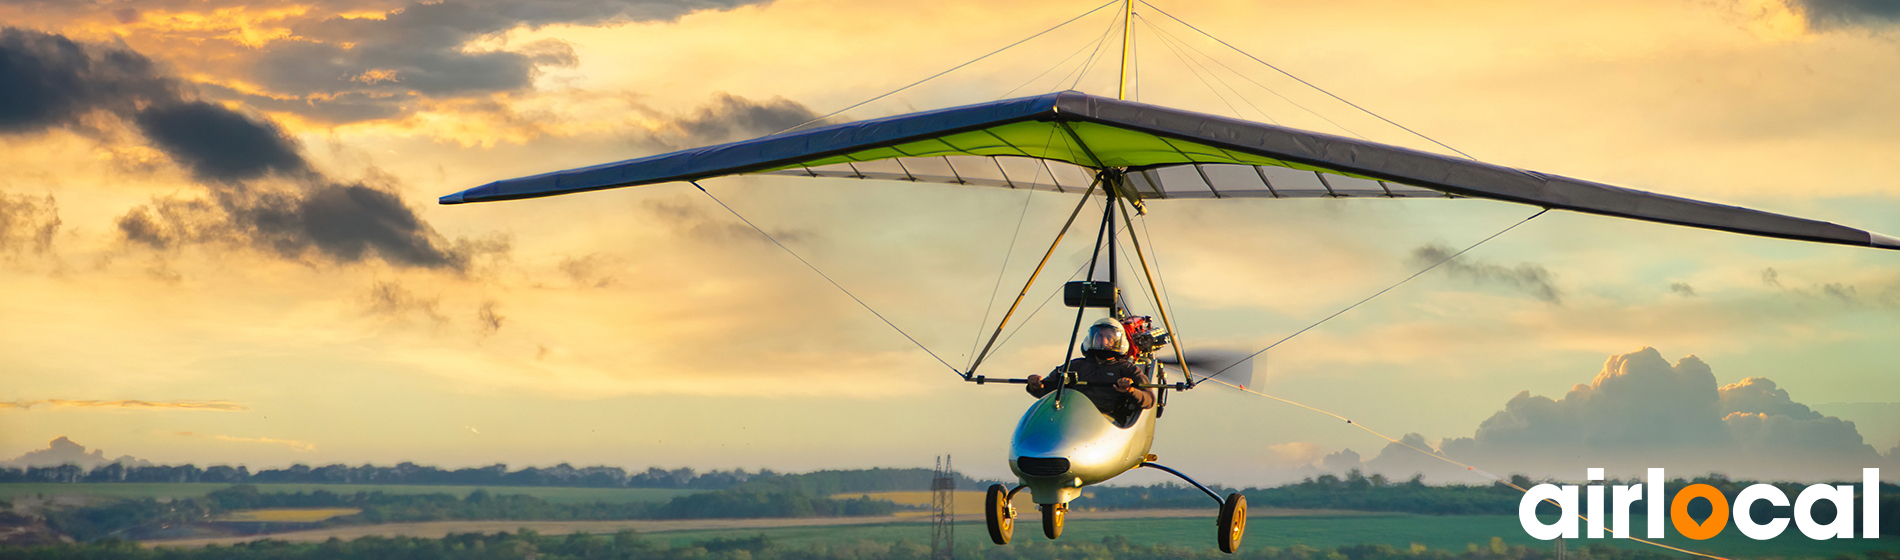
[1114,369,1156,409]
[1026,362,1075,397]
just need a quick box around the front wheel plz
[985,484,1014,545]
[1041,503,1065,539]
[1216,493,1246,553]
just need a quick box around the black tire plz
[1041,503,1064,540]
[1217,493,1246,553]
[985,484,1013,545]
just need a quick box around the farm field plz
[649,514,1895,559]
[0,483,700,504]
[215,508,361,522]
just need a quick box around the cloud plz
[0,192,59,255]
[133,100,310,182]
[200,0,771,123]
[640,193,810,244]
[171,431,317,452]
[1,399,247,411]
[477,300,504,335]
[1669,281,1696,297]
[362,280,445,322]
[1,436,150,468]
[1410,243,1562,304]
[1405,347,1886,481]
[1783,0,1900,30]
[648,92,826,148]
[0,27,177,134]
[2,27,500,270]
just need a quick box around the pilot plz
[1026,317,1156,418]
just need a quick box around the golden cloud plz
[2,399,247,411]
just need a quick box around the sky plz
[1,0,1898,487]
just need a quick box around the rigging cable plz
[690,181,962,377]
[1138,12,1369,139]
[1137,0,1475,160]
[1061,11,1128,93]
[966,164,1052,368]
[1200,207,1548,383]
[774,0,1121,136]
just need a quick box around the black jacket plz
[1027,356,1156,416]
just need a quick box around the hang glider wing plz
[442,91,1899,251]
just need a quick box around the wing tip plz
[1872,231,1900,250]
[439,191,469,205]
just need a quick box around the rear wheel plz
[1217,493,1246,553]
[985,484,1014,545]
[1040,503,1065,539]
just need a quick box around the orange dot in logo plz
[1670,484,1729,540]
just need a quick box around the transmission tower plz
[930,455,955,560]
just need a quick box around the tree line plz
[2,463,1005,491]
[44,485,896,542]
[0,463,770,489]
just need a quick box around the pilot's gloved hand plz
[1026,374,1044,390]
[1115,377,1135,392]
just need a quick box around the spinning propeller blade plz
[1158,350,1256,389]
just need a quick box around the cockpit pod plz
[1009,389,1157,506]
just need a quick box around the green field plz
[650,515,1896,559]
[0,483,700,504]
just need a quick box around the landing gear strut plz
[1140,462,1248,553]
[985,484,1016,544]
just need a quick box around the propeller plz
[1157,350,1258,389]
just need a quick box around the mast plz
[1117,0,1132,100]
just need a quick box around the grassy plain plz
[0,483,699,504]
[651,514,1895,560]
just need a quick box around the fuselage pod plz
[1008,391,1156,505]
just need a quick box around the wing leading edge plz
[441,91,1900,251]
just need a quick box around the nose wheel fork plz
[1040,503,1066,539]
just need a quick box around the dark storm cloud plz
[1410,244,1562,304]
[134,101,310,182]
[1784,0,1900,30]
[224,0,765,123]
[0,27,176,133]
[661,93,824,147]
[0,192,60,254]
[0,27,499,270]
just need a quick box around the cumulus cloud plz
[1,436,151,468]
[1410,243,1562,304]
[1405,347,1886,481]
[0,27,503,270]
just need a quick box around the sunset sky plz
[2,0,1897,486]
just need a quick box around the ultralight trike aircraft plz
[439,1,1899,554]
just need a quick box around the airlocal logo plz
[1519,468,1881,541]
